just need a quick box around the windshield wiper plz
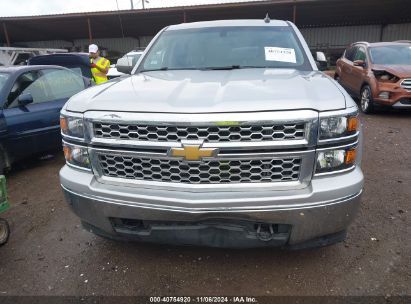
[200,65,274,70]
[140,67,200,72]
[140,67,169,72]
[201,65,242,70]
[141,66,274,72]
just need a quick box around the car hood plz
[372,64,411,78]
[65,69,346,113]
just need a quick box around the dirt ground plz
[0,110,410,297]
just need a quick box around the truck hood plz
[65,69,346,113]
[372,64,411,78]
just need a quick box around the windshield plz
[140,26,311,72]
[68,67,83,75]
[0,72,10,91]
[369,45,411,65]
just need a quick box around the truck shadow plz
[370,109,411,117]
[94,234,337,262]
[355,104,411,118]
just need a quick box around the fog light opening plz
[378,91,390,99]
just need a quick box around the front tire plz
[360,85,375,114]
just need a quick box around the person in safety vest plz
[89,44,110,84]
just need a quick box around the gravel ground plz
[0,110,410,297]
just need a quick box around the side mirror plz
[84,78,93,87]
[316,51,327,63]
[353,60,366,68]
[315,51,328,71]
[116,56,133,74]
[18,93,33,106]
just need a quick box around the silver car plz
[59,19,363,249]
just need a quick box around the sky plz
[0,0,266,17]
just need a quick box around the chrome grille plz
[93,123,306,142]
[401,79,411,91]
[97,154,301,184]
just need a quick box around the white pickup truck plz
[59,19,363,249]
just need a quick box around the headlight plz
[373,70,399,83]
[63,143,90,169]
[319,115,358,140]
[60,115,85,139]
[316,147,357,174]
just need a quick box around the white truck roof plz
[167,19,289,31]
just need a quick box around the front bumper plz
[373,82,411,108]
[60,165,363,248]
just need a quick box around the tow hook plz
[256,224,275,241]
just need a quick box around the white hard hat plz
[89,44,98,53]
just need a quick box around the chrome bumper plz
[392,100,411,109]
[60,165,363,247]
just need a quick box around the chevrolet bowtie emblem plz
[170,143,218,161]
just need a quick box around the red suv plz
[336,41,411,113]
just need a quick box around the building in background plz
[1,0,411,65]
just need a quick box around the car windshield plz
[68,67,83,75]
[140,26,311,72]
[369,45,411,65]
[0,72,9,91]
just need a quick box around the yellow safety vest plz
[90,57,110,84]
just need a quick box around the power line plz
[130,0,149,9]
[115,0,126,38]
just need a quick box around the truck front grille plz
[401,79,411,91]
[93,123,306,142]
[97,154,301,184]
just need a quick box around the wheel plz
[360,85,375,114]
[0,218,10,246]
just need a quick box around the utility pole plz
[130,0,147,10]
[87,17,93,44]
[293,0,297,24]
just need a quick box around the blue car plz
[0,65,89,173]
